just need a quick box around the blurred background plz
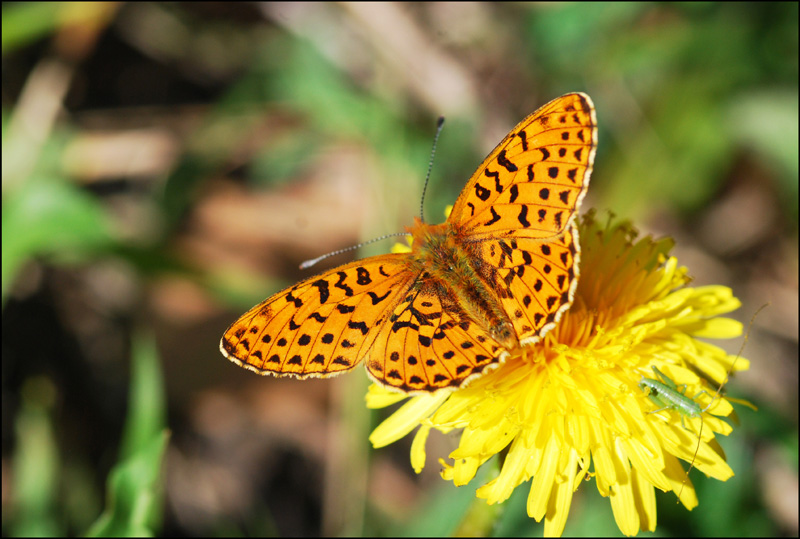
[2,2,797,536]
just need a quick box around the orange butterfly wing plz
[221,256,415,379]
[451,92,596,241]
[476,224,582,345]
[451,92,596,344]
[366,275,508,392]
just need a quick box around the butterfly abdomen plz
[408,219,517,350]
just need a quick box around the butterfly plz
[220,93,597,393]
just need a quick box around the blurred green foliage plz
[524,2,799,218]
[1,177,113,302]
[86,334,168,537]
[7,334,167,537]
[10,378,61,537]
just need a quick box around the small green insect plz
[639,366,711,428]
[638,305,765,500]
[638,365,717,497]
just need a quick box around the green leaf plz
[120,334,168,462]
[9,377,62,537]
[1,177,112,302]
[85,432,169,538]
[86,333,168,537]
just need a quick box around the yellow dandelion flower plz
[368,210,749,537]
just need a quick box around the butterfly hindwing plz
[481,223,581,344]
[366,277,506,393]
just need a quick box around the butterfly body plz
[406,217,518,350]
[221,93,597,394]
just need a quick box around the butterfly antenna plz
[420,117,446,223]
[299,232,410,270]
[302,116,445,271]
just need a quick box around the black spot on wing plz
[517,130,529,151]
[474,183,491,201]
[334,272,354,296]
[368,290,392,305]
[356,267,372,285]
[484,207,501,226]
[496,149,518,172]
[312,280,329,303]
[518,206,531,227]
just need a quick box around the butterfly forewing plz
[451,93,596,241]
[221,256,414,378]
